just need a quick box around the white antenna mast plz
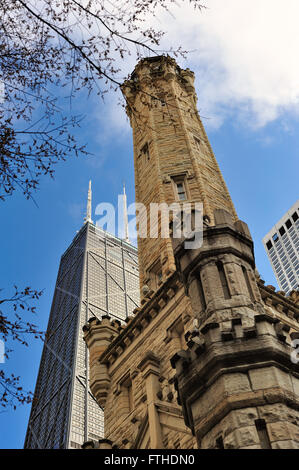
[84,180,93,224]
[123,183,130,243]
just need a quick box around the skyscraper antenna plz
[123,183,130,244]
[84,180,93,224]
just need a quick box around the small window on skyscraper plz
[286,219,292,229]
[272,233,279,243]
[279,226,286,236]
[292,211,298,222]
[266,240,273,250]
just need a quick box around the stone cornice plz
[138,351,160,373]
[174,223,253,257]
[172,314,299,434]
[121,55,196,111]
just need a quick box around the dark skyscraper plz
[24,184,139,449]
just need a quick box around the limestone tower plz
[121,56,237,291]
[83,57,299,450]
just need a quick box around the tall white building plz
[263,200,299,295]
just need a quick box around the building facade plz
[24,221,139,449]
[83,56,299,450]
[263,200,299,294]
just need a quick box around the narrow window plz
[148,260,163,290]
[194,136,201,150]
[121,376,133,414]
[197,272,207,310]
[255,419,271,449]
[266,240,273,250]
[171,175,188,202]
[286,219,292,229]
[292,211,298,222]
[166,317,185,349]
[272,233,279,242]
[156,269,163,285]
[242,266,255,302]
[176,181,187,201]
[140,142,150,161]
[215,436,224,449]
[217,261,231,299]
[128,381,133,412]
[174,440,180,449]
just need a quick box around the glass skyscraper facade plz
[263,200,299,295]
[24,222,139,449]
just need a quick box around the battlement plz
[121,55,196,105]
[171,313,299,447]
[258,281,299,320]
[86,273,183,369]
[82,438,114,450]
[172,312,299,373]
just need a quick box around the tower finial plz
[123,183,130,244]
[84,180,93,224]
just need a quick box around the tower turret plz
[121,56,237,294]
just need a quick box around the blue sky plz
[1,0,299,449]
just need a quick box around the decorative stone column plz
[171,314,299,448]
[83,316,120,408]
[138,351,164,449]
[173,209,264,333]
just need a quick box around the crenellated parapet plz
[82,273,186,414]
[289,290,299,306]
[258,281,299,322]
[81,438,115,450]
[171,311,299,448]
[121,55,197,122]
[92,274,183,369]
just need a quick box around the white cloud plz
[158,0,299,129]
[91,0,299,134]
